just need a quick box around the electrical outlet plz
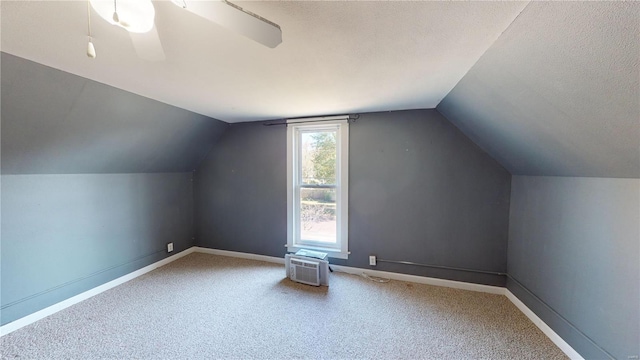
[369,255,376,266]
[167,242,174,253]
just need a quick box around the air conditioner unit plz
[285,254,329,286]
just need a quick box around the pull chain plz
[113,0,120,23]
[87,0,96,58]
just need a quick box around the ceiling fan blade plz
[183,0,282,48]
[128,24,166,61]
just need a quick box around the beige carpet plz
[0,253,567,359]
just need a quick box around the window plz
[287,116,349,259]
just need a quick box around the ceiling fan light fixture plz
[89,0,155,33]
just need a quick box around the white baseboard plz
[0,247,195,337]
[505,290,584,360]
[193,247,285,264]
[0,246,584,360]
[329,264,506,295]
[193,247,504,295]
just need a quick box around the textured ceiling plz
[438,1,640,178]
[0,1,527,122]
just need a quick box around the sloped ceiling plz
[1,53,228,174]
[2,2,638,178]
[438,2,640,178]
[0,1,528,122]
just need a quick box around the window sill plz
[286,244,349,260]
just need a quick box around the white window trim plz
[286,116,349,259]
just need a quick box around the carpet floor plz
[1,252,567,359]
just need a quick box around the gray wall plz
[194,109,512,285]
[1,52,228,174]
[1,52,228,326]
[194,121,287,257]
[508,176,640,359]
[1,173,194,325]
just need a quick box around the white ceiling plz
[1,1,528,123]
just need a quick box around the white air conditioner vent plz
[285,254,329,286]
[290,258,320,286]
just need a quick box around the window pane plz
[300,188,336,243]
[301,131,337,185]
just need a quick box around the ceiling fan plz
[86,0,282,60]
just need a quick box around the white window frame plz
[286,116,349,259]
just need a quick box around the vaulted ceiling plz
[438,1,639,178]
[1,53,228,175]
[1,1,638,178]
[1,1,528,122]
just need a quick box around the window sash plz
[287,118,349,259]
[295,126,339,247]
[298,184,336,189]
